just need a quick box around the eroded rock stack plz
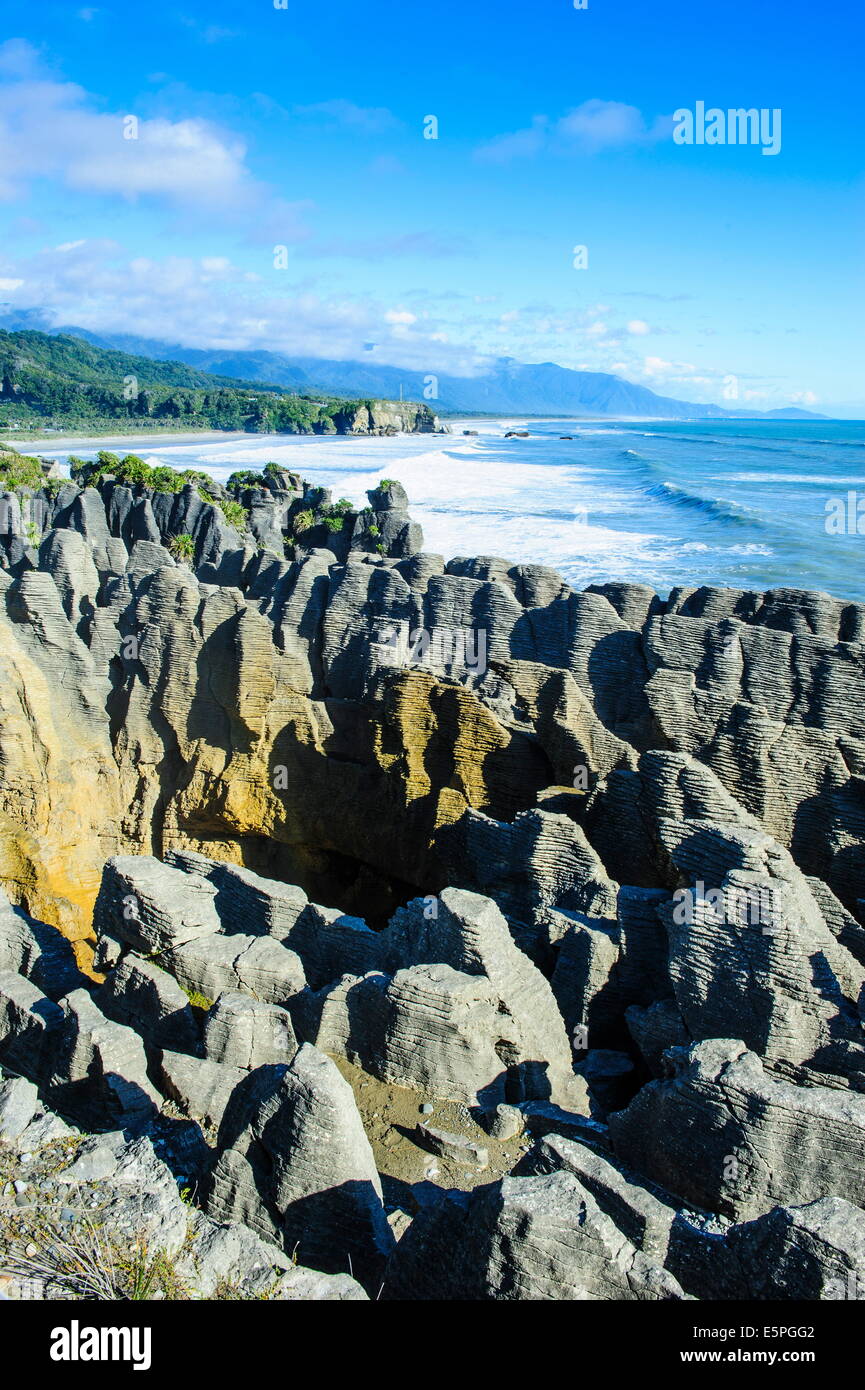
[1,470,864,1300]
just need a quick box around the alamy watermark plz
[825,492,865,535]
[50,1321,151,1370]
[672,880,779,936]
[372,621,488,676]
[673,103,782,156]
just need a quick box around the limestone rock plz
[165,931,305,1008]
[97,952,199,1053]
[157,1049,245,1131]
[383,1172,685,1300]
[667,1197,865,1300]
[202,992,297,1070]
[301,963,516,1106]
[416,1122,488,1169]
[0,970,63,1079]
[610,1039,865,1221]
[46,987,161,1132]
[0,891,81,999]
[206,1044,394,1289]
[0,1075,39,1144]
[381,888,584,1110]
[93,856,222,955]
[524,1134,677,1264]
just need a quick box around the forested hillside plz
[0,330,433,436]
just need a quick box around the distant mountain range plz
[0,309,826,421]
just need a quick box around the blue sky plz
[0,0,862,411]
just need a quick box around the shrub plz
[0,1215,190,1301]
[292,508,315,535]
[379,478,398,489]
[0,453,44,490]
[184,989,214,1011]
[148,466,185,494]
[226,469,265,491]
[323,516,345,533]
[215,497,248,531]
[168,533,195,562]
[116,455,151,486]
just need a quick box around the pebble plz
[420,1103,434,1115]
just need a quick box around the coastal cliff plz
[1,454,861,942]
[1,453,864,1301]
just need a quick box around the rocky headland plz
[1,446,864,1300]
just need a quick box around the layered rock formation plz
[1,465,864,1301]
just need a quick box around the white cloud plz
[178,16,240,44]
[0,38,44,79]
[475,116,549,164]
[557,101,671,151]
[476,100,672,163]
[626,319,651,335]
[293,99,398,134]
[641,355,696,378]
[0,239,490,373]
[0,39,263,210]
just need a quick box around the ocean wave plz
[715,472,865,485]
[644,480,763,528]
[635,430,822,457]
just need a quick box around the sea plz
[30,417,865,603]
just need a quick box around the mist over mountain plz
[0,310,825,420]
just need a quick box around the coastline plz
[7,415,719,453]
[3,428,256,451]
[9,417,863,602]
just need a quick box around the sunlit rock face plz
[0,473,863,963]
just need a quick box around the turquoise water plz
[482,417,865,601]
[38,417,865,602]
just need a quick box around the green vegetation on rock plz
[71,452,206,493]
[168,533,195,562]
[0,444,45,490]
[215,496,248,531]
[0,328,435,439]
